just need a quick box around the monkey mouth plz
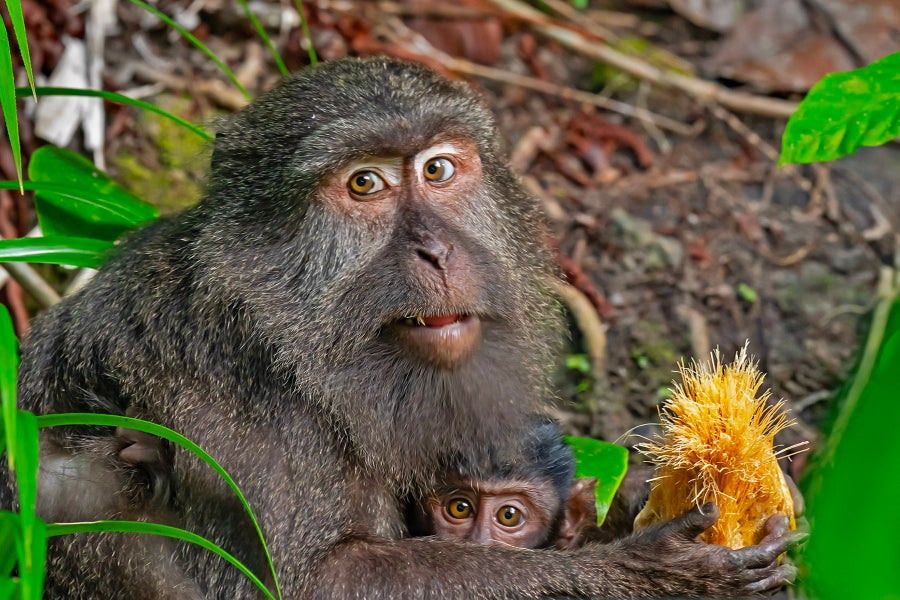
[392,313,482,368]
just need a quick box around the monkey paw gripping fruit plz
[634,345,799,549]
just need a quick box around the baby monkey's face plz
[426,477,561,549]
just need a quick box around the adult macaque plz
[0,57,802,598]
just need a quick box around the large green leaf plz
[0,237,114,269]
[37,413,281,599]
[27,147,158,240]
[780,51,900,165]
[0,577,17,600]
[802,279,900,599]
[0,307,17,472]
[47,521,274,600]
[16,518,45,600]
[563,436,629,524]
[0,17,22,187]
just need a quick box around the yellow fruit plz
[633,344,803,549]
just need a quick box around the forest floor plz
[4,0,900,480]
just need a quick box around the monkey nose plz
[416,239,453,271]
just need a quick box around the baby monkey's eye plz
[496,505,521,527]
[445,497,473,519]
[422,157,455,183]
[348,170,386,196]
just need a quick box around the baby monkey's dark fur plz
[0,57,801,599]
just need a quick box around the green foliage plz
[15,87,212,141]
[125,0,251,101]
[563,436,628,525]
[736,282,757,303]
[780,51,900,165]
[47,522,275,600]
[236,0,288,76]
[801,274,900,599]
[294,0,318,65]
[0,308,17,471]
[36,413,282,599]
[0,237,113,269]
[26,146,158,240]
[0,17,22,187]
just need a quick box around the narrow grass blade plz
[14,411,39,563]
[294,0,318,65]
[236,0,288,76]
[16,518,45,600]
[47,521,274,599]
[4,0,36,95]
[37,414,282,599]
[0,307,17,472]
[126,0,251,101]
[0,512,18,575]
[0,237,113,268]
[16,87,212,141]
[0,577,17,600]
[0,20,23,188]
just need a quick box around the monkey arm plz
[311,504,803,599]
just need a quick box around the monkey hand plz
[607,502,807,597]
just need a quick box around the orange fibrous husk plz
[633,344,801,549]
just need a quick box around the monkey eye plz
[422,157,455,183]
[495,505,522,528]
[347,170,386,196]
[445,497,473,519]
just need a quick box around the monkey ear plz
[556,478,599,550]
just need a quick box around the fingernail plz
[701,502,715,513]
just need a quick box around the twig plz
[487,0,799,119]
[548,278,607,380]
[384,19,696,136]
[0,262,61,308]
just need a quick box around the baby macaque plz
[410,420,599,549]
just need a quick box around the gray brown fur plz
[0,57,801,599]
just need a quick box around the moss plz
[109,95,215,214]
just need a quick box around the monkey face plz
[426,478,561,548]
[315,139,489,367]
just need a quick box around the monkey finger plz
[759,514,790,542]
[119,441,164,465]
[729,530,808,569]
[783,474,805,517]
[740,562,798,594]
[657,503,719,541]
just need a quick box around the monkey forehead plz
[212,58,501,181]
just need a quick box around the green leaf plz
[37,413,281,599]
[16,518,45,600]
[801,277,900,599]
[0,307,17,472]
[0,237,113,269]
[26,147,158,240]
[0,577,17,600]
[0,17,22,188]
[125,0,251,101]
[565,354,591,374]
[47,521,274,600]
[14,411,39,596]
[736,282,757,303]
[0,512,18,576]
[780,51,900,165]
[4,0,36,94]
[563,436,629,525]
[16,87,212,141]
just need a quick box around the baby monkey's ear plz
[555,477,598,549]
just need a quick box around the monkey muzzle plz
[392,313,482,368]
